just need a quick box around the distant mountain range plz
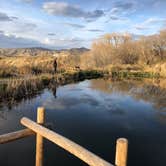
[0,47,89,57]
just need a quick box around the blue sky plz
[0,0,165,49]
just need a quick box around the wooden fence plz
[0,107,128,166]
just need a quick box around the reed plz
[0,70,103,104]
[0,75,52,103]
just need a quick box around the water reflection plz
[50,83,57,98]
[90,78,166,110]
[90,78,166,125]
[0,108,7,120]
[0,78,166,166]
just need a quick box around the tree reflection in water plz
[90,78,166,124]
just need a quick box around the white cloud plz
[105,1,137,23]
[62,23,85,29]
[19,0,33,3]
[110,8,120,15]
[144,18,166,24]
[43,2,104,21]
[113,1,135,10]
[86,29,104,32]
[41,37,91,49]
[0,31,45,48]
[134,17,166,30]
[0,12,14,21]
[48,33,56,36]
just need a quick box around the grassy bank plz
[0,70,104,104]
[0,54,165,79]
[110,71,160,78]
[56,70,104,85]
[0,66,165,108]
[103,64,165,79]
[0,75,50,104]
[0,55,165,105]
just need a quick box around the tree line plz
[89,29,166,67]
[60,29,166,70]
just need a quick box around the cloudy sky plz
[0,0,165,49]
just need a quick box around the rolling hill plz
[0,47,89,57]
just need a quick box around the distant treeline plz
[63,29,166,69]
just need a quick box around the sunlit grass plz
[0,70,104,104]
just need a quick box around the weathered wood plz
[21,117,113,166]
[36,107,45,166]
[115,138,128,166]
[0,129,34,144]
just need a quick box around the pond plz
[0,78,166,166]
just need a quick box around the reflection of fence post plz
[36,107,45,166]
[115,138,128,166]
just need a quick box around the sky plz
[0,0,165,49]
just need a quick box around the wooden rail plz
[0,107,128,166]
[21,117,113,166]
[0,129,34,144]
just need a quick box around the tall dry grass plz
[0,55,55,77]
[0,74,53,103]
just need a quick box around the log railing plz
[0,107,128,166]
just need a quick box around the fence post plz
[36,107,45,166]
[115,138,128,166]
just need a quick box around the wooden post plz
[36,107,45,166]
[115,138,128,166]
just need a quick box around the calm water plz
[0,78,166,166]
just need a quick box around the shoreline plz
[0,69,164,105]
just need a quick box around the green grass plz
[111,71,160,78]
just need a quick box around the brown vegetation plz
[79,29,166,77]
[86,29,166,67]
[0,56,54,76]
[0,29,165,78]
[0,70,103,106]
[0,47,89,77]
